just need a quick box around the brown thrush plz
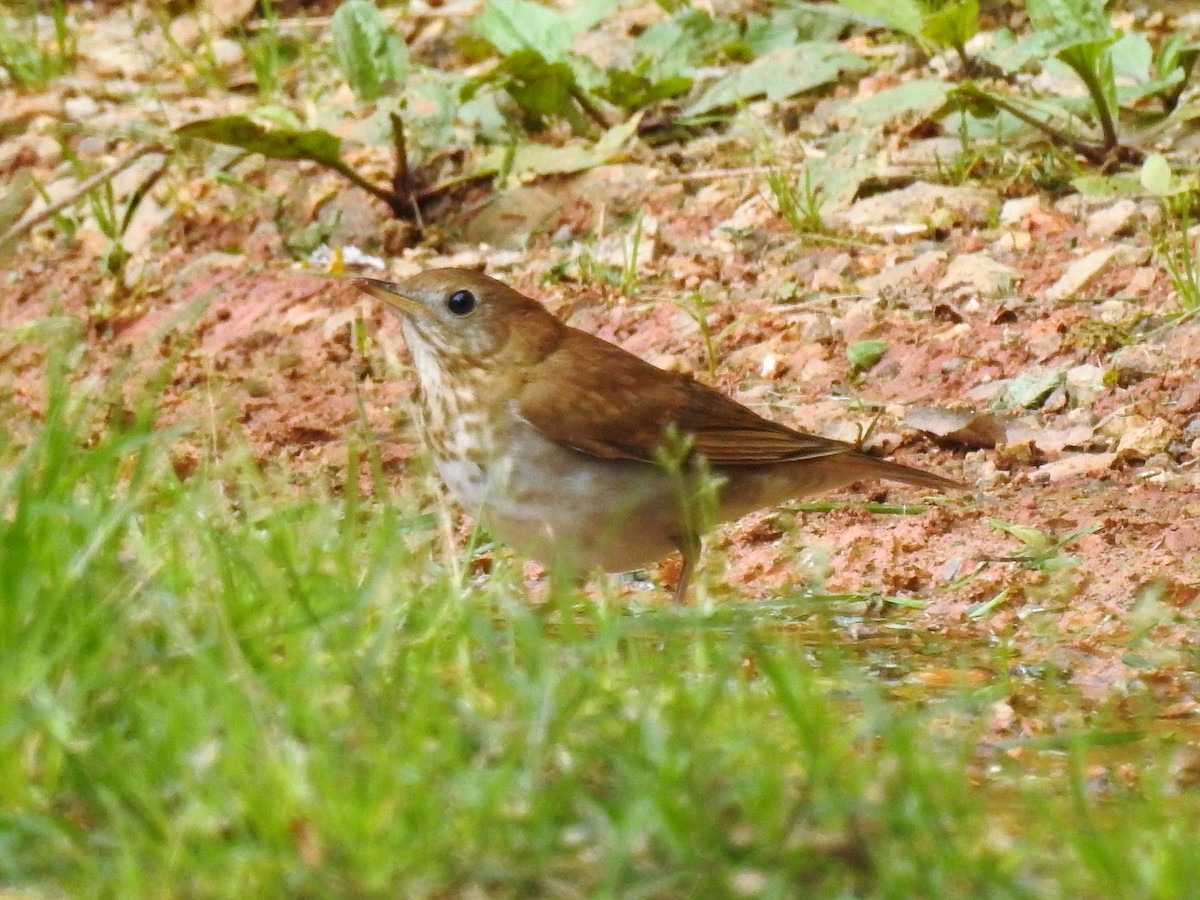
[358,268,961,601]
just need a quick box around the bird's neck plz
[403,323,508,466]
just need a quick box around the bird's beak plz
[355,278,428,317]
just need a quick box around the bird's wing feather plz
[517,327,852,465]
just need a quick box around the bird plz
[357,268,961,601]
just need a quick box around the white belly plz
[435,428,685,574]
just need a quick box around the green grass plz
[0,1,74,90]
[2,334,1199,897]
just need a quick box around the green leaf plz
[498,49,581,119]
[1071,173,1144,195]
[920,0,978,52]
[634,9,737,69]
[842,78,951,127]
[1110,30,1152,81]
[331,0,407,102]
[1026,0,1112,40]
[741,13,803,56]
[1139,153,1173,196]
[474,0,576,62]
[601,68,692,110]
[473,112,643,181]
[684,42,870,117]
[837,0,924,40]
[846,340,887,373]
[176,115,345,166]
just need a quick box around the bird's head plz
[357,268,557,366]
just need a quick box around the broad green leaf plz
[1110,32,1184,104]
[741,12,803,56]
[474,0,575,61]
[684,42,870,117]
[1110,31,1152,81]
[837,0,923,40]
[762,3,859,43]
[1071,172,1143,195]
[499,49,580,119]
[1140,153,1173,195]
[634,9,738,67]
[601,68,692,110]
[842,78,951,127]
[559,0,622,35]
[176,115,344,166]
[1057,39,1117,115]
[921,0,978,52]
[980,28,1050,74]
[248,104,304,130]
[989,518,1052,549]
[847,340,887,373]
[331,0,407,102]
[1026,0,1112,40]
[473,113,643,181]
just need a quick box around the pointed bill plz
[355,278,428,317]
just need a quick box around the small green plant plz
[619,209,644,296]
[176,112,410,217]
[1141,154,1200,319]
[56,146,165,300]
[1157,209,1200,315]
[766,165,827,236]
[847,339,888,375]
[839,0,979,70]
[680,289,719,378]
[0,0,75,89]
[239,0,298,98]
[467,0,611,134]
[841,0,1197,171]
[988,519,1100,573]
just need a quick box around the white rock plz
[1111,344,1171,377]
[1039,453,1117,481]
[993,230,1033,252]
[856,250,947,295]
[1065,364,1107,407]
[1115,416,1176,460]
[1086,198,1140,238]
[204,0,257,29]
[937,252,1020,295]
[1045,248,1119,302]
[715,194,775,234]
[830,181,997,235]
[210,38,245,70]
[1126,267,1159,296]
[1000,195,1042,226]
[64,95,100,120]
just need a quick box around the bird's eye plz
[446,289,477,316]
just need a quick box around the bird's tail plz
[849,451,964,492]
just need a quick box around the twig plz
[389,110,424,232]
[324,156,407,217]
[570,86,612,131]
[0,144,167,248]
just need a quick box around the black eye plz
[446,289,476,316]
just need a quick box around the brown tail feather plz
[847,452,964,492]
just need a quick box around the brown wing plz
[516,325,852,465]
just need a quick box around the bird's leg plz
[671,532,701,603]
